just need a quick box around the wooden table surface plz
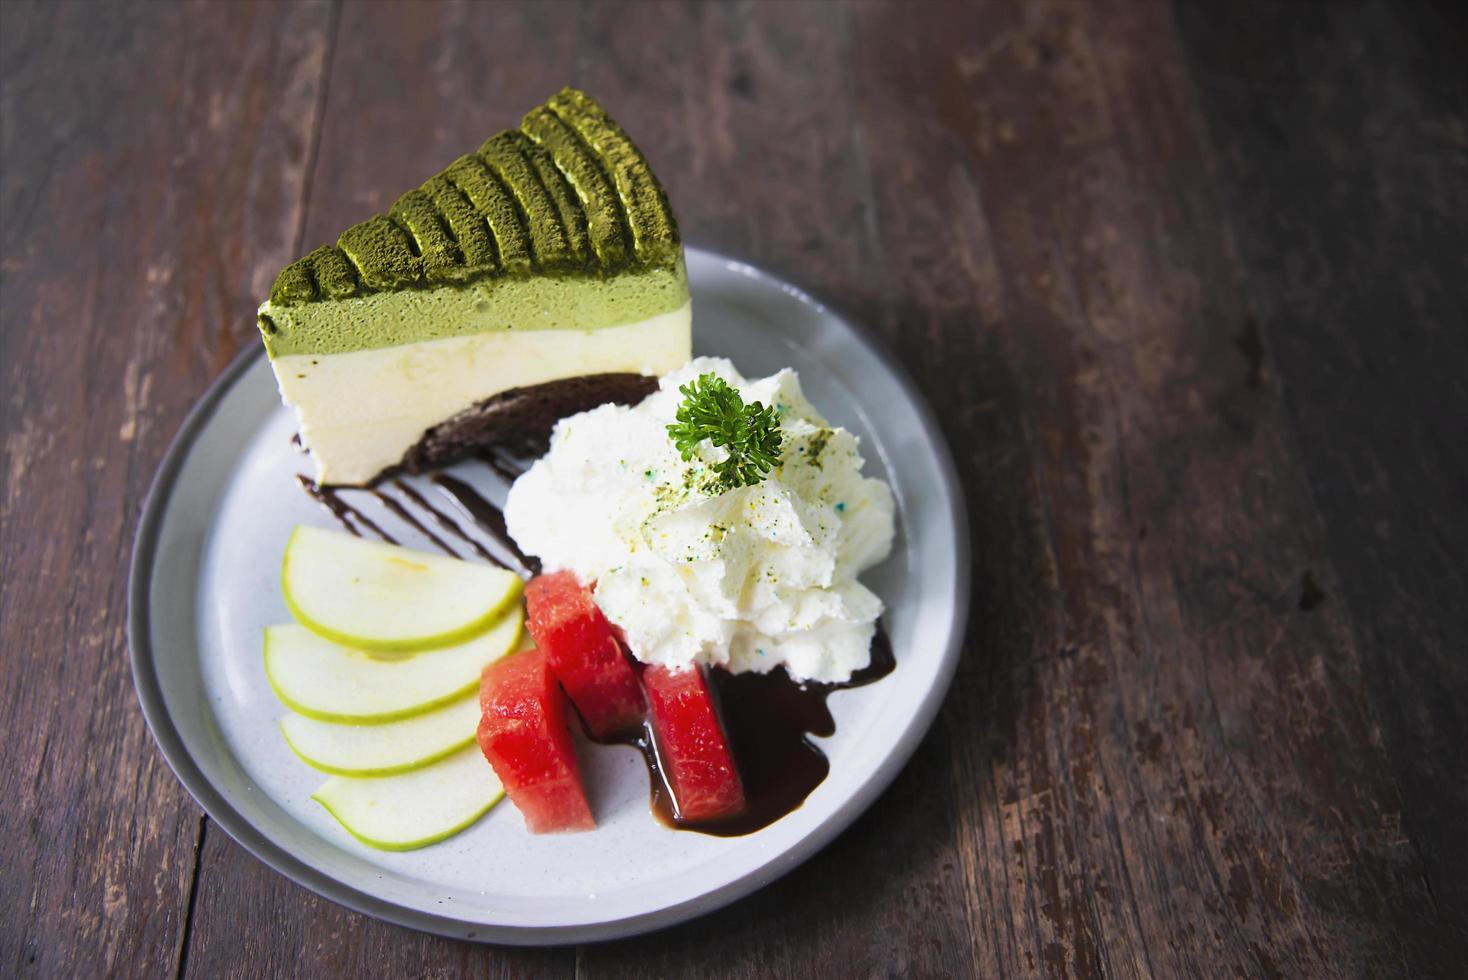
[3,1,1463,976]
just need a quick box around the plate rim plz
[128,247,971,944]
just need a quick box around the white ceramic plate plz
[129,248,969,943]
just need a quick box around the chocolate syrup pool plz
[602,627,895,837]
[294,444,896,836]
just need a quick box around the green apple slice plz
[312,745,504,851]
[280,693,480,777]
[282,525,523,652]
[264,608,520,723]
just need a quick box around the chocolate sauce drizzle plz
[295,476,397,543]
[479,449,525,483]
[431,474,541,577]
[291,433,896,837]
[367,486,459,558]
[390,480,504,568]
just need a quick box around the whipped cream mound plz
[504,357,896,683]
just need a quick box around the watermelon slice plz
[642,664,747,823]
[476,647,595,833]
[525,571,644,739]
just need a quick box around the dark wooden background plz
[3,1,1463,976]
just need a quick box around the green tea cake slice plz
[256,88,690,486]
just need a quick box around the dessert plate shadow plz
[129,248,970,944]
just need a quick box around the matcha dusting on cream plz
[504,358,896,684]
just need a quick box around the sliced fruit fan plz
[264,526,747,850]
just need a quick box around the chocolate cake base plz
[389,372,659,481]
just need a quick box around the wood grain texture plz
[0,1,331,977]
[844,4,1442,973]
[1174,0,1468,945]
[3,0,1462,976]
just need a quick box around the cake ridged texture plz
[264,88,680,311]
[389,189,461,281]
[479,131,573,268]
[422,174,499,275]
[546,88,677,263]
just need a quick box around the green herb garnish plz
[667,373,783,491]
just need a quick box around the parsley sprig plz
[667,373,783,492]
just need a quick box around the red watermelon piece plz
[525,571,644,739]
[642,664,746,823]
[477,647,595,833]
